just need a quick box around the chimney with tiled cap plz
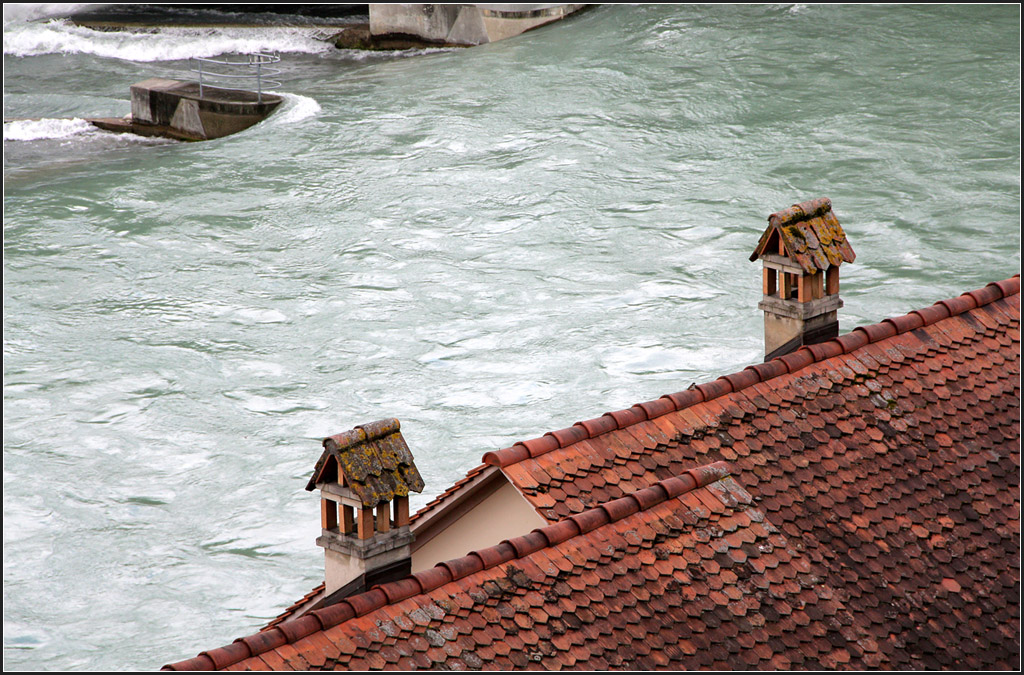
[305,418,425,600]
[750,197,856,361]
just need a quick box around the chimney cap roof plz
[750,197,856,273]
[306,418,425,507]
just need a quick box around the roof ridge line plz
[323,417,401,451]
[162,461,732,671]
[767,196,832,229]
[481,275,1021,468]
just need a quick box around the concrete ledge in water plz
[332,4,591,50]
[89,79,283,142]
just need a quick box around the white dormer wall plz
[411,473,546,573]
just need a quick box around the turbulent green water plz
[3,4,1020,670]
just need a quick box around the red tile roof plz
[165,275,1020,670]
[170,462,827,670]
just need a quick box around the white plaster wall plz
[325,548,365,596]
[411,480,546,572]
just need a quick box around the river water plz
[3,4,1020,670]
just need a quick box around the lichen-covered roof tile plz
[750,198,856,273]
[305,418,424,506]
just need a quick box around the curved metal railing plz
[189,53,282,103]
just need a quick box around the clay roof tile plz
[751,198,855,273]
[306,419,424,507]
[662,388,705,410]
[569,422,609,448]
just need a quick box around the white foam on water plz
[3,117,177,146]
[4,97,320,145]
[336,46,457,62]
[2,3,100,26]
[3,117,94,141]
[3,18,334,61]
[264,92,322,126]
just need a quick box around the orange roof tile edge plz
[409,462,490,525]
[162,461,733,671]
[481,275,1021,468]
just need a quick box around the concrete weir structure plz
[89,79,283,142]
[364,4,588,48]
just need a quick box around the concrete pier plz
[64,4,589,52]
[88,79,282,142]
[366,4,589,48]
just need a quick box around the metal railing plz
[189,53,282,103]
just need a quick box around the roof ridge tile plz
[472,541,517,569]
[657,474,698,500]
[276,615,320,644]
[167,656,214,671]
[805,341,844,362]
[911,304,951,326]
[661,388,706,411]
[481,444,528,467]
[695,377,734,401]
[635,397,676,419]
[632,483,670,510]
[410,566,452,594]
[835,331,870,354]
[966,285,1003,307]
[568,506,611,534]
[854,322,898,343]
[519,435,560,458]
[777,348,815,373]
[722,369,761,393]
[345,588,387,617]
[323,418,400,451]
[600,494,643,522]
[203,643,251,671]
[686,461,732,488]
[503,530,550,558]
[884,312,926,334]
[308,602,356,628]
[575,415,617,438]
[546,425,588,448]
[536,518,582,547]
[376,576,424,604]
[438,553,484,581]
[745,361,787,381]
[607,407,649,429]
[768,197,832,229]
[937,295,977,316]
[238,629,287,659]
[989,276,1020,298]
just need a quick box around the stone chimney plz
[750,198,856,361]
[305,418,424,600]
